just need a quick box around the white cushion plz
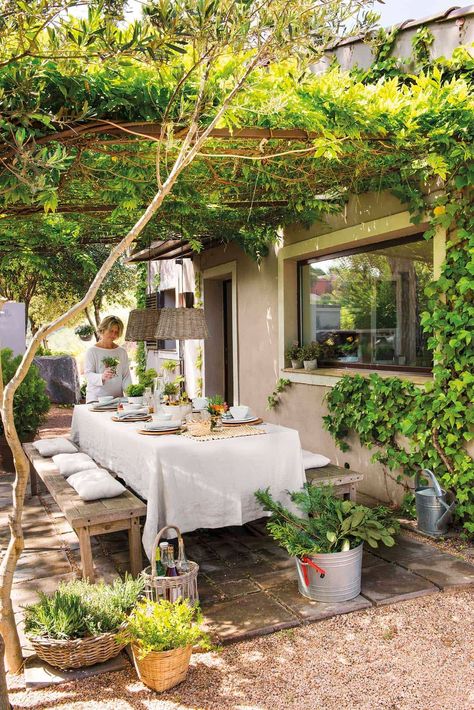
[33,437,77,457]
[67,469,125,500]
[302,450,330,469]
[52,453,98,478]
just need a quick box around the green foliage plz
[102,356,119,369]
[120,599,212,658]
[300,343,321,361]
[267,378,291,410]
[24,575,144,640]
[74,324,94,338]
[323,184,474,535]
[398,492,417,521]
[255,485,399,556]
[162,381,179,396]
[285,342,301,361]
[138,368,157,389]
[162,360,178,372]
[125,383,145,397]
[0,349,50,440]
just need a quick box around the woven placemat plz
[181,424,266,442]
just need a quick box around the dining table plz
[70,405,306,559]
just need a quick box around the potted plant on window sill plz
[255,485,398,602]
[286,342,303,369]
[120,598,212,693]
[300,342,320,371]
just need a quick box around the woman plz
[84,315,132,403]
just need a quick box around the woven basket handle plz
[150,524,183,576]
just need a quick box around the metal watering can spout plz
[415,468,444,498]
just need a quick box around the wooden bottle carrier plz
[141,525,199,604]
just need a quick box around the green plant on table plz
[125,383,146,397]
[162,382,179,397]
[119,598,212,659]
[0,348,50,440]
[24,576,144,640]
[255,485,399,557]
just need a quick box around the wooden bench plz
[23,443,147,581]
[305,463,363,501]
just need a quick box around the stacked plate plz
[142,421,181,433]
[222,414,261,426]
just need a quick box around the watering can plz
[415,469,455,537]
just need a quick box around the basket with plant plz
[102,356,120,376]
[120,598,211,693]
[24,576,144,669]
[255,485,398,602]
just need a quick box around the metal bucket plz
[415,469,455,537]
[295,543,363,602]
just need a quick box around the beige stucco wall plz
[198,191,436,505]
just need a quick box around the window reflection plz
[299,237,433,369]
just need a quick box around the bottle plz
[176,538,190,574]
[155,541,169,577]
[165,545,179,578]
[144,386,153,413]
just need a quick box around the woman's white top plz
[84,345,132,403]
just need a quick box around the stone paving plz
[2,475,474,651]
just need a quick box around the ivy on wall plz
[134,262,147,379]
[324,170,474,535]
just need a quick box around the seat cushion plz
[33,437,77,457]
[302,450,330,469]
[52,452,98,478]
[67,468,126,500]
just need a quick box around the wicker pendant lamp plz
[155,307,209,341]
[125,308,161,342]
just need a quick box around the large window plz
[299,236,433,370]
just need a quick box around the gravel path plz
[9,588,474,710]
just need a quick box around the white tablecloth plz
[70,405,305,558]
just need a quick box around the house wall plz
[198,190,440,505]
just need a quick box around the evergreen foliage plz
[0,349,50,440]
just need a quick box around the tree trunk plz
[93,298,101,332]
[85,307,98,341]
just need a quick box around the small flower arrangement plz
[207,394,228,416]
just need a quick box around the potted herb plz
[102,356,120,377]
[24,576,144,670]
[0,349,50,473]
[300,342,320,370]
[286,342,303,369]
[125,382,146,404]
[74,324,95,342]
[139,368,158,390]
[255,485,398,602]
[121,598,211,693]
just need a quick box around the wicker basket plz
[131,643,192,693]
[141,525,199,604]
[29,631,126,670]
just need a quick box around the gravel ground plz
[9,588,474,710]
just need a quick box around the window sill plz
[281,367,432,388]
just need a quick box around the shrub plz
[120,599,212,658]
[138,368,157,389]
[0,348,50,440]
[24,576,144,640]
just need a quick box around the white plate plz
[223,416,260,425]
[144,423,180,431]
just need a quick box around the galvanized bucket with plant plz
[23,576,144,669]
[120,598,212,693]
[255,485,399,602]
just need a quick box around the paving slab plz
[12,573,77,612]
[13,550,71,584]
[407,554,474,590]
[204,590,299,642]
[252,566,298,590]
[361,560,438,606]
[270,580,371,621]
[24,651,130,689]
[253,545,295,569]
[218,578,260,599]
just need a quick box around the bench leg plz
[349,483,357,501]
[128,516,142,577]
[77,526,95,581]
[29,463,38,497]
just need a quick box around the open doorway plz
[202,262,238,404]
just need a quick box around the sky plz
[114,1,467,27]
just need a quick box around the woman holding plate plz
[84,315,132,403]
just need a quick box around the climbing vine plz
[324,172,474,535]
[134,262,147,378]
[267,378,291,410]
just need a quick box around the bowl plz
[122,402,143,412]
[230,405,249,420]
[127,396,144,405]
[192,397,209,411]
[98,396,114,404]
[152,412,173,422]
